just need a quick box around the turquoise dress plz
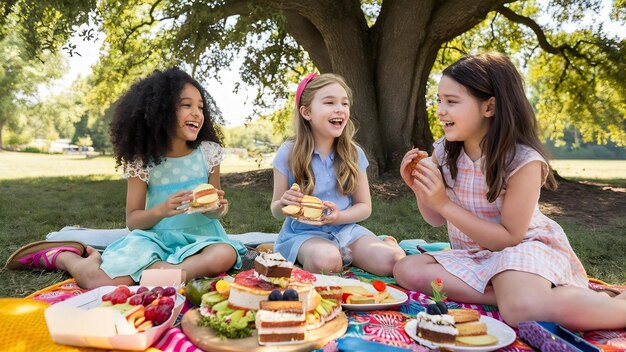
[100,141,246,281]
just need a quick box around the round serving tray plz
[181,308,348,352]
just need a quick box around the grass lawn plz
[1,151,625,297]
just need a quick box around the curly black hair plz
[109,68,222,169]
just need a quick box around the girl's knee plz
[370,248,405,276]
[496,296,537,327]
[304,252,342,274]
[199,243,237,270]
[393,256,429,289]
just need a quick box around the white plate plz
[404,316,516,352]
[313,274,408,311]
[185,203,221,214]
[291,217,324,226]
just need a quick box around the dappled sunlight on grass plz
[1,151,119,179]
[0,150,274,179]
[551,160,626,181]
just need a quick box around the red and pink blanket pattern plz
[28,273,626,351]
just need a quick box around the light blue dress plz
[273,141,374,263]
[100,141,246,281]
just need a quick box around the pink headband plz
[295,72,318,109]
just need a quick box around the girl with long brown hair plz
[394,53,626,330]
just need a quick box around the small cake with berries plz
[416,279,493,346]
[255,290,306,345]
[416,302,458,343]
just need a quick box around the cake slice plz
[415,311,457,343]
[255,252,293,278]
[256,300,306,345]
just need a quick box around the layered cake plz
[256,300,306,345]
[415,310,457,343]
[315,286,342,302]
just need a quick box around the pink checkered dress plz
[429,139,588,293]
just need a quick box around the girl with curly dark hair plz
[6,68,246,288]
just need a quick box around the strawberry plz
[372,280,386,292]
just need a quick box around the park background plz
[1,0,625,297]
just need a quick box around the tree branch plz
[429,0,514,42]
[283,10,331,72]
[496,4,597,64]
[121,0,168,53]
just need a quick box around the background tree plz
[0,31,65,148]
[2,0,624,174]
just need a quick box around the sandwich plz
[300,195,325,220]
[408,151,429,171]
[189,183,219,210]
[281,191,326,221]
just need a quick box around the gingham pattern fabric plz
[428,139,588,293]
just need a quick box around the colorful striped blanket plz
[14,269,626,351]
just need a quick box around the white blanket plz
[46,226,278,250]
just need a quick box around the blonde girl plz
[270,73,405,275]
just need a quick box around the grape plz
[110,291,128,305]
[136,286,149,294]
[143,292,157,306]
[282,288,299,301]
[151,286,164,296]
[268,289,283,301]
[162,287,176,297]
[144,305,157,321]
[158,296,175,309]
[426,303,442,315]
[435,301,448,314]
[128,294,144,306]
[153,305,173,325]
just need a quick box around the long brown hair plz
[290,73,360,195]
[441,53,557,202]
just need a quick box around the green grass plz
[551,159,626,183]
[0,152,624,297]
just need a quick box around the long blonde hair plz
[290,73,360,195]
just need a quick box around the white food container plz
[44,269,185,350]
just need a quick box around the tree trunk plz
[283,0,511,176]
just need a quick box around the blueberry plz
[268,289,282,301]
[426,303,442,315]
[282,288,299,301]
[436,301,448,314]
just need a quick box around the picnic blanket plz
[7,228,626,351]
[8,269,625,352]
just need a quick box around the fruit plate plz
[44,285,184,350]
[405,316,516,352]
[313,274,408,311]
[181,308,348,351]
